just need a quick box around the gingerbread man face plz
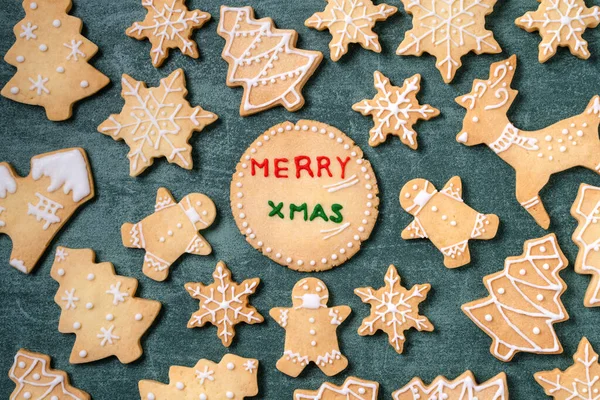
[399,178,438,216]
[292,278,330,309]
[180,193,217,231]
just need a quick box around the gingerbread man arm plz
[331,305,351,323]
[401,219,428,240]
[441,176,463,200]
[270,307,292,328]
[155,187,176,210]
[185,233,212,255]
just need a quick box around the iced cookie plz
[270,278,351,377]
[571,184,600,307]
[456,55,600,229]
[139,354,259,400]
[127,0,210,67]
[294,377,379,400]
[0,148,94,274]
[305,0,397,61]
[2,0,109,121]
[217,6,323,116]
[121,187,216,282]
[230,120,379,272]
[50,247,161,364]
[98,69,217,177]
[462,234,569,362]
[185,261,263,347]
[400,176,499,268]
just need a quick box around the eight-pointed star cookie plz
[353,71,439,149]
[355,265,433,354]
[305,0,397,61]
[185,261,263,347]
[127,0,211,67]
[98,69,217,177]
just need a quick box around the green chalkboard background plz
[1,0,600,398]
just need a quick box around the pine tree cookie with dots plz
[0,148,94,274]
[139,354,259,400]
[270,278,351,377]
[400,176,499,268]
[98,69,217,177]
[127,0,211,67]
[121,187,216,282]
[462,234,569,362]
[185,261,263,347]
[2,0,109,121]
[396,0,501,83]
[294,377,379,400]
[456,55,600,229]
[50,247,161,364]
[305,0,397,61]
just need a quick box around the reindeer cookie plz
[457,55,600,229]
[270,278,351,377]
[400,176,499,268]
[121,187,216,281]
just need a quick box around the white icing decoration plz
[64,40,85,61]
[28,75,49,96]
[80,80,89,88]
[195,366,215,384]
[39,44,47,52]
[27,193,63,230]
[299,294,323,310]
[31,149,91,202]
[392,372,507,400]
[106,281,128,305]
[53,19,61,28]
[16,56,25,63]
[61,288,79,309]
[489,124,539,154]
[56,66,65,73]
[97,325,120,346]
[0,165,17,198]
[19,23,38,40]
[323,174,359,193]
[320,222,350,240]
[243,359,257,373]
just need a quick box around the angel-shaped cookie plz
[400,176,499,268]
[121,187,216,281]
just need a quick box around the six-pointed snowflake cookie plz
[397,0,502,83]
[355,265,433,353]
[121,187,216,281]
[0,148,94,274]
[400,176,499,268]
[139,354,259,400]
[185,261,263,347]
[353,71,439,148]
[127,0,211,67]
[516,0,600,63]
[50,247,161,364]
[294,377,380,400]
[98,69,217,177]
[305,0,397,61]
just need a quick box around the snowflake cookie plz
[1,0,109,121]
[355,265,433,354]
[400,176,499,268]
[294,377,379,400]
[516,0,600,63]
[121,187,216,282]
[456,55,600,229]
[462,234,569,362]
[139,354,259,400]
[50,247,161,364]
[0,148,94,274]
[397,0,501,83]
[305,0,397,61]
[571,183,600,307]
[98,69,217,177]
[393,371,508,400]
[218,6,323,116]
[9,349,90,400]
[185,261,263,347]
[352,71,439,148]
[127,0,211,67]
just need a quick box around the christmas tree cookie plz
[294,377,379,400]
[393,371,508,399]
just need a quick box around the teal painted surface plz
[1,0,600,398]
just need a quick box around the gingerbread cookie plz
[400,176,499,268]
[185,261,263,346]
[2,0,109,121]
[462,234,569,362]
[230,120,379,272]
[571,184,600,307]
[305,0,397,61]
[127,0,210,67]
[50,247,161,364]
[217,6,323,116]
[9,349,90,400]
[516,0,600,63]
[139,354,259,400]
[294,377,379,400]
[456,55,600,229]
[397,0,501,83]
[393,371,508,400]
[121,187,216,281]
[98,69,217,177]
[0,148,94,274]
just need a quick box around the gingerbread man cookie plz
[294,377,379,400]
[270,278,351,377]
[400,176,499,268]
[121,187,216,281]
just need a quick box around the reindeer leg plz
[515,172,551,229]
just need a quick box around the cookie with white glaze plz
[393,371,508,399]
[294,377,379,400]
